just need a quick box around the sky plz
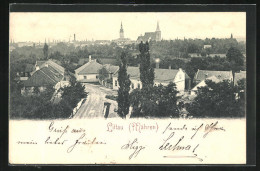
[10,12,246,42]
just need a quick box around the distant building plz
[188,53,226,58]
[112,67,190,93]
[120,22,124,39]
[74,55,103,83]
[137,22,161,43]
[112,22,132,45]
[207,54,226,58]
[203,45,212,49]
[188,53,202,58]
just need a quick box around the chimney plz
[74,34,76,41]
[168,65,171,70]
[89,55,92,62]
[156,63,159,69]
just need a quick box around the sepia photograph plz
[8,5,254,165]
[9,12,246,120]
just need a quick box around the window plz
[115,80,118,86]
[137,83,140,89]
[131,83,134,89]
[96,75,99,79]
[84,76,87,79]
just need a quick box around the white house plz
[112,67,190,94]
[74,55,103,83]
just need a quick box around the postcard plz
[9,7,251,165]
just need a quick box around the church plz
[112,22,133,45]
[137,22,161,43]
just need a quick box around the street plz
[73,83,119,118]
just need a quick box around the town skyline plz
[10,12,246,43]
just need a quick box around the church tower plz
[120,22,124,39]
[155,21,161,41]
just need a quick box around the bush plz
[186,79,245,118]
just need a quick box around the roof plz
[234,71,246,85]
[75,60,103,75]
[114,66,185,83]
[137,32,157,42]
[103,64,119,74]
[194,70,233,82]
[23,66,63,87]
[36,61,46,67]
[36,60,65,75]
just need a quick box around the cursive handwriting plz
[67,133,106,153]
[121,138,145,160]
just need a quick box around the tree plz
[130,82,180,118]
[139,41,154,89]
[186,80,245,118]
[117,52,131,119]
[43,43,49,59]
[226,47,245,72]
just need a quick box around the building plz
[193,69,233,85]
[137,22,161,43]
[112,67,190,93]
[74,55,103,83]
[99,64,119,88]
[112,22,132,45]
[120,22,124,39]
[234,71,246,86]
[191,69,233,96]
[203,45,212,49]
[21,60,69,95]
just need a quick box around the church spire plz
[120,21,124,39]
[156,21,160,31]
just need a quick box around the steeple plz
[119,21,124,39]
[156,21,160,32]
